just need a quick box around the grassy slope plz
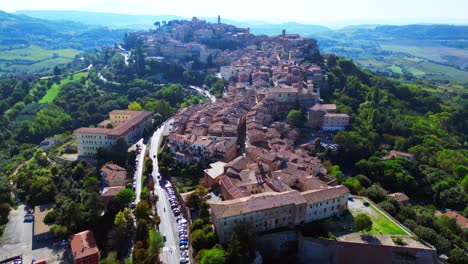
[39,72,88,104]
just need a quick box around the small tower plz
[282,29,286,37]
[218,15,221,24]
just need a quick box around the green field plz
[0,45,80,74]
[0,45,79,61]
[39,72,88,104]
[348,197,408,235]
[389,65,403,74]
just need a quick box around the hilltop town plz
[3,14,465,264]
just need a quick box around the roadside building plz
[100,163,127,187]
[69,230,99,264]
[75,110,152,157]
[101,186,126,209]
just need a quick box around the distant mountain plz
[15,10,183,30]
[15,10,331,35]
[0,10,126,74]
[314,24,468,84]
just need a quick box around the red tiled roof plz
[101,163,127,183]
[69,230,99,260]
[445,211,468,229]
[75,110,151,137]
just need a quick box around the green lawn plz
[348,197,408,235]
[39,72,88,104]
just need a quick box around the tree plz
[360,185,387,203]
[128,101,143,111]
[53,66,61,76]
[286,109,304,127]
[378,201,396,216]
[343,177,362,194]
[355,213,373,233]
[147,230,163,260]
[136,219,150,242]
[134,200,151,220]
[448,248,468,264]
[82,192,103,225]
[199,201,210,221]
[191,229,216,252]
[115,189,135,207]
[226,232,242,263]
[232,222,257,259]
[198,248,226,264]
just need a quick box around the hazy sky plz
[1,0,467,25]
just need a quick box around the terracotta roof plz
[69,230,99,260]
[444,211,468,229]
[301,185,349,204]
[101,163,127,184]
[388,192,410,203]
[224,156,250,172]
[101,186,125,197]
[211,190,306,219]
[75,110,151,137]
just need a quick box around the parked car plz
[363,202,370,207]
[163,234,167,241]
[24,215,34,222]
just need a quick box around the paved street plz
[134,138,147,204]
[0,205,66,263]
[149,124,180,264]
[188,85,216,102]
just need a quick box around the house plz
[444,210,468,229]
[387,192,410,204]
[100,163,127,187]
[69,230,100,264]
[204,161,227,188]
[102,186,126,208]
[74,110,152,157]
[382,150,415,161]
[306,104,349,130]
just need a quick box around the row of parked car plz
[164,182,190,263]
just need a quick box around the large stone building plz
[211,185,349,243]
[74,110,152,156]
[306,104,349,130]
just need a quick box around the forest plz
[322,54,467,260]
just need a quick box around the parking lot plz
[0,205,67,264]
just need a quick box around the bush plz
[378,201,396,216]
[392,236,407,246]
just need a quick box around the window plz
[324,208,327,213]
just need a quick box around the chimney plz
[282,29,286,37]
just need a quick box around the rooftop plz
[75,110,152,137]
[211,190,306,219]
[69,230,99,260]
